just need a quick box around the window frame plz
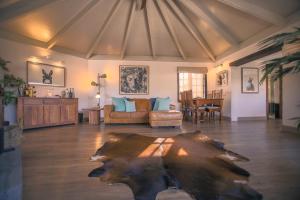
[177,72,207,102]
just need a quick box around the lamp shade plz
[95,93,101,99]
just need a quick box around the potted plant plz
[259,27,300,131]
[0,57,25,125]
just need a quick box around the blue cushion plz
[153,97,171,111]
[153,98,160,111]
[150,98,157,110]
[112,97,126,112]
[124,99,136,112]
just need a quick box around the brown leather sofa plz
[104,98,183,127]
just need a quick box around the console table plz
[17,97,78,130]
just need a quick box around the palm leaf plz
[260,51,300,83]
[259,27,300,49]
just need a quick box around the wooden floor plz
[20,120,300,200]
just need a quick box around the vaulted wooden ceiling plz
[0,0,299,62]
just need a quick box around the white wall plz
[87,59,212,109]
[216,44,283,121]
[230,63,267,121]
[282,72,300,128]
[207,63,231,118]
[0,38,90,123]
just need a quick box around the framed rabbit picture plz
[241,67,259,93]
[27,61,65,87]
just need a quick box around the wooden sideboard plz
[18,97,78,129]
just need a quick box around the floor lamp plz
[91,73,107,107]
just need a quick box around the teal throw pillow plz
[112,97,126,112]
[153,97,170,111]
[125,99,136,112]
[157,97,171,111]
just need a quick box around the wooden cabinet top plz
[18,97,78,100]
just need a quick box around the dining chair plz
[180,91,187,119]
[185,90,197,122]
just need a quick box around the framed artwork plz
[216,70,228,87]
[241,67,259,93]
[27,61,65,87]
[119,65,149,95]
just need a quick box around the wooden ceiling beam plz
[229,45,282,67]
[166,0,215,61]
[154,0,186,60]
[217,0,285,26]
[181,0,239,47]
[136,0,146,10]
[0,29,86,58]
[120,0,137,59]
[47,0,101,49]
[144,1,155,58]
[85,0,122,59]
[0,0,59,23]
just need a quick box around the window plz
[178,72,207,100]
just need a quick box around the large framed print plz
[27,61,65,87]
[119,65,149,95]
[241,67,259,93]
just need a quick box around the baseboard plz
[222,116,231,121]
[237,116,267,121]
[281,125,299,134]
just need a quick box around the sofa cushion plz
[158,98,171,111]
[150,111,183,121]
[153,97,170,111]
[112,97,126,112]
[125,99,136,112]
[130,111,148,119]
[134,99,151,112]
[110,112,131,119]
[150,98,157,110]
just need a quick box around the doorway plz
[266,74,282,119]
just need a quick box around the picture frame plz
[119,65,149,95]
[27,61,65,87]
[216,70,228,87]
[241,67,259,93]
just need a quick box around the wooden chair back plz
[207,92,213,99]
[180,91,187,108]
[186,90,194,107]
[213,89,223,99]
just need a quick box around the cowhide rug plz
[88,131,262,200]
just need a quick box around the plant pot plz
[3,121,10,126]
[4,104,17,125]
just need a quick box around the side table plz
[82,107,103,125]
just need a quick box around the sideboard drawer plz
[61,99,77,104]
[23,98,43,105]
[43,99,61,105]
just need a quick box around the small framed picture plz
[119,65,149,95]
[216,70,228,87]
[27,61,65,87]
[241,67,259,93]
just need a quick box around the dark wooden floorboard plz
[20,120,300,200]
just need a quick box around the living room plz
[1,0,300,200]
